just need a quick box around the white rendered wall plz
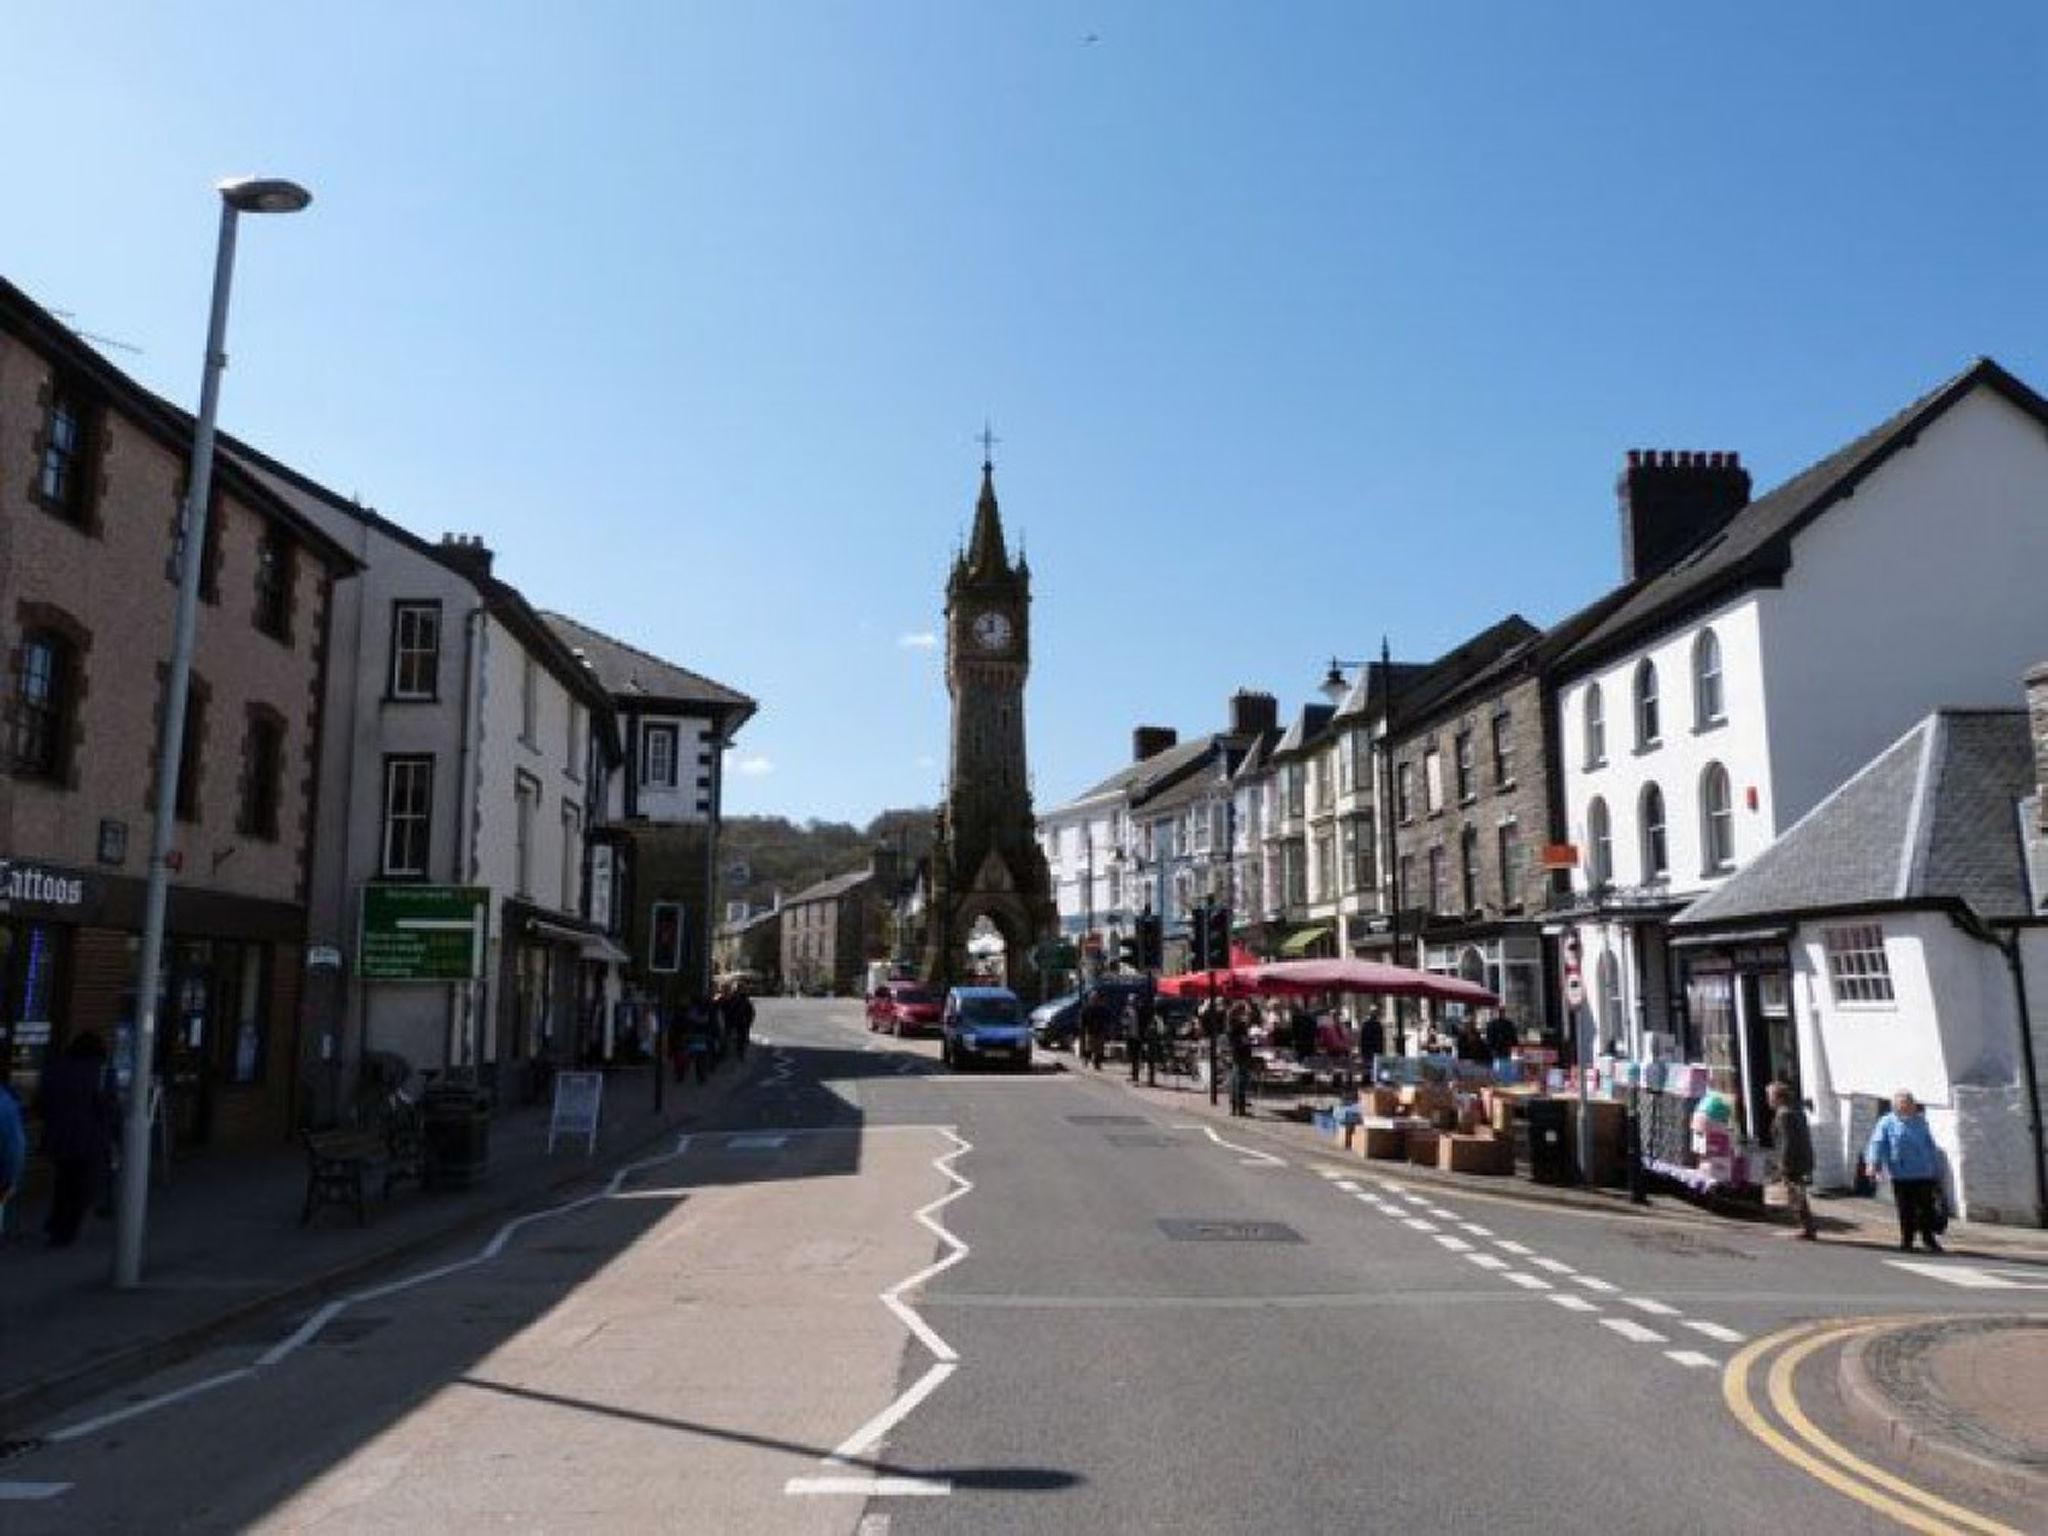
[472,615,591,916]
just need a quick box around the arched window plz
[1586,797,1613,885]
[1693,629,1724,727]
[1700,762,1735,873]
[1634,659,1660,749]
[1639,782,1668,881]
[13,632,73,779]
[1583,683,1606,768]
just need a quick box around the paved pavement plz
[1,999,2042,1533]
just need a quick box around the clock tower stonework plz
[922,458,1056,993]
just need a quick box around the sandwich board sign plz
[359,885,489,981]
[547,1070,604,1155]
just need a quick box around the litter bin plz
[424,1081,491,1189]
[1525,1097,1576,1186]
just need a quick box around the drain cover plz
[1105,1133,1178,1148]
[1068,1115,1149,1126]
[1158,1219,1303,1243]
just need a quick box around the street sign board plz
[358,885,488,981]
[547,1070,604,1155]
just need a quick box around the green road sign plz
[359,884,489,981]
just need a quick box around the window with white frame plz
[1586,796,1613,885]
[515,772,541,897]
[1694,628,1725,728]
[1634,660,1660,749]
[389,602,441,700]
[1497,821,1524,909]
[1700,762,1735,873]
[381,755,433,876]
[1454,730,1475,802]
[1639,782,1668,881]
[1423,747,1444,813]
[1583,683,1606,767]
[642,722,679,788]
[1823,924,1895,1004]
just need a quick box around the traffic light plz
[1189,902,1211,970]
[1138,913,1163,970]
[649,901,685,974]
[1206,904,1231,968]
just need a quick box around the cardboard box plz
[1439,1133,1513,1176]
[1489,1097,1518,1136]
[1405,1127,1440,1166]
[1359,1087,1402,1119]
[1356,1124,1407,1161]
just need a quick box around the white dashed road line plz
[1600,1318,1669,1345]
[1403,1218,1440,1233]
[1572,1275,1619,1293]
[1624,1297,1679,1317]
[1494,1240,1534,1256]
[1683,1320,1746,1344]
[1664,1350,1718,1370]
[1459,1222,1494,1237]
[1434,1236,1474,1252]
[1504,1272,1553,1291]
[1466,1253,1511,1271]
[1531,1257,1575,1275]
[1549,1294,1601,1313]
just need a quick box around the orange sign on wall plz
[1540,843,1580,870]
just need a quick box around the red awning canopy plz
[1247,957,1499,1007]
[1155,967,1261,1000]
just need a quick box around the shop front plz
[1673,932,1796,1141]
[1422,927,1548,1035]
[1,853,305,1152]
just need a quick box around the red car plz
[866,982,942,1037]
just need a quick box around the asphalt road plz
[7,998,2044,1534]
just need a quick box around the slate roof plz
[541,611,756,718]
[1271,704,1336,760]
[1561,358,2048,675]
[1675,710,2039,928]
[1054,733,1220,811]
[783,867,877,907]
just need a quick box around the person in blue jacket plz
[1862,1090,1944,1253]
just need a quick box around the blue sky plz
[6,4,2044,821]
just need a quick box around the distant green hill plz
[717,807,934,919]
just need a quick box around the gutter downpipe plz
[454,604,486,1071]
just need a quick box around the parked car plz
[1029,992,1081,1048]
[1036,978,1173,1054]
[866,982,942,1037]
[941,986,1032,1072]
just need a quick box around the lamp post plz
[114,176,312,1290]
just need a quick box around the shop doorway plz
[1741,969,1798,1117]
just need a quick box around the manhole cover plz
[1105,1133,1178,1148]
[1158,1219,1303,1244]
[1068,1115,1149,1126]
[311,1315,391,1346]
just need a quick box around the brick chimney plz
[1133,726,1179,762]
[1617,450,1751,581]
[2028,661,2048,833]
[1228,690,1278,737]
[438,532,495,583]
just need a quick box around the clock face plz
[972,610,1013,653]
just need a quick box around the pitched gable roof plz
[1675,710,2037,929]
[541,611,756,721]
[1562,359,2048,674]
[784,867,876,907]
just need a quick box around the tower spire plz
[966,435,1009,576]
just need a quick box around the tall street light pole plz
[114,176,312,1290]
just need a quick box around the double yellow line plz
[1722,1317,2021,1535]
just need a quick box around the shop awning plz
[581,936,631,964]
[1668,926,1792,950]
[1278,924,1332,957]
[526,917,629,964]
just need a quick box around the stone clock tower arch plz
[921,456,1057,995]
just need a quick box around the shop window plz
[1583,683,1606,768]
[239,708,285,841]
[253,529,294,643]
[13,632,75,780]
[1693,629,1725,728]
[381,754,434,876]
[1586,797,1613,885]
[1823,924,1895,1005]
[389,601,441,700]
[1634,660,1661,750]
[225,944,270,1085]
[1639,782,1668,881]
[1700,762,1735,873]
[1,920,68,1103]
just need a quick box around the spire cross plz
[977,420,1001,468]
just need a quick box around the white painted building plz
[1552,360,2048,1140]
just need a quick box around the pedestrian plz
[37,1031,117,1247]
[1125,992,1157,1086]
[1485,1012,1518,1060]
[1766,1081,1818,1240]
[1455,1019,1489,1064]
[1227,1002,1257,1117]
[720,985,756,1061]
[1862,1090,1944,1253]
[1079,988,1115,1071]
[0,1070,25,1233]
[1358,1010,1386,1071]
[680,997,717,1085]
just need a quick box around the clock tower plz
[921,454,1056,993]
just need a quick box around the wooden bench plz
[300,1097,427,1226]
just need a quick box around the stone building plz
[780,849,898,995]
[713,904,782,991]
[0,275,358,1151]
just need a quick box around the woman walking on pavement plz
[37,1031,117,1247]
[1862,1090,1944,1253]
[1766,1081,1818,1240]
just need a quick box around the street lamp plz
[114,175,312,1289]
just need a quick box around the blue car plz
[942,986,1033,1072]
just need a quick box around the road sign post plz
[358,885,489,981]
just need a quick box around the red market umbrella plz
[1156,967,1261,1000]
[1248,957,1499,1007]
